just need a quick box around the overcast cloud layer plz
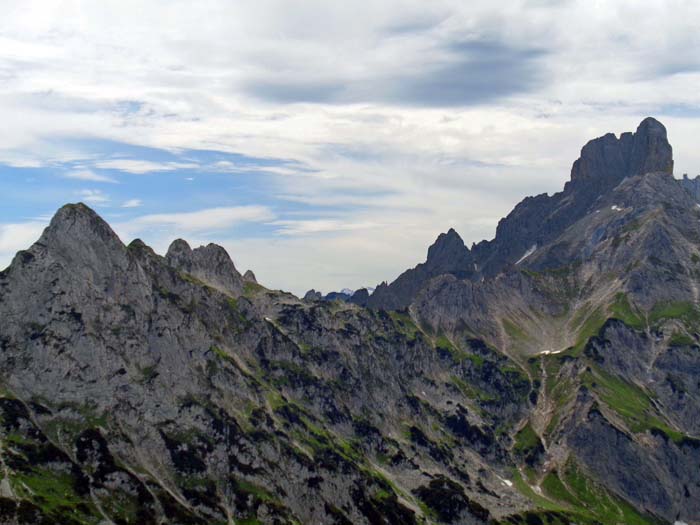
[1,0,699,295]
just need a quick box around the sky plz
[1,0,700,295]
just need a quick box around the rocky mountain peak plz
[569,116,672,191]
[303,289,323,301]
[349,287,370,306]
[165,238,192,258]
[425,228,474,274]
[427,228,467,262]
[630,116,673,175]
[31,202,129,274]
[2,119,700,525]
[366,228,475,310]
[372,117,678,308]
[41,202,123,248]
[165,239,243,296]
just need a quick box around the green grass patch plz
[226,297,239,310]
[582,368,650,429]
[509,463,663,525]
[10,469,100,523]
[243,281,265,297]
[389,311,421,341]
[511,469,563,512]
[210,345,230,360]
[610,293,645,330]
[668,331,696,347]
[569,304,607,355]
[449,376,495,403]
[513,422,543,467]
[649,301,700,328]
[513,423,540,455]
[180,272,207,287]
[503,318,531,343]
[559,462,661,525]
[541,472,579,508]
[543,367,575,438]
[434,334,475,363]
[583,367,686,444]
[231,478,277,503]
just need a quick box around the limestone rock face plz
[166,238,243,295]
[370,118,677,310]
[569,117,673,188]
[348,287,370,306]
[472,117,674,278]
[368,228,474,310]
[0,205,531,525]
[680,173,700,201]
[1,118,699,525]
[303,288,323,301]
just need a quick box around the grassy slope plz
[501,291,700,525]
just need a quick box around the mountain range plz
[1,117,699,525]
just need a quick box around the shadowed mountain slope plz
[369,117,675,310]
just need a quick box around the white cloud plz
[115,206,275,241]
[1,0,700,291]
[220,222,447,295]
[65,169,117,183]
[0,222,46,253]
[76,189,109,204]
[0,221,47,270]
[271,219,379,236]
[121,198,142,208]
[93,159,198,174]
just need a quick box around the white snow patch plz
[539,349,565,356]
[696,203,700,208]
[674,522,688,525]
[515,244,537,265]
[264,317,272,322]
[496,475,513,488]
[611,204,621,211]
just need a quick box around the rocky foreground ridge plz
[1,118,700,525]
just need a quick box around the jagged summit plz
[166,239,243,296]
[303,289,323,301]
[475,117,675,275]
[370,117,678,310]
[2,119,700,525]
[630,116,674,175]
[367,227,476,310]
[21,202,132,279]
[41,202,123,247]
[426,228,473,272]
[166,238,193,256]
[567,116,673,191]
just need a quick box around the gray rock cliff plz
[0,118,698,525]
